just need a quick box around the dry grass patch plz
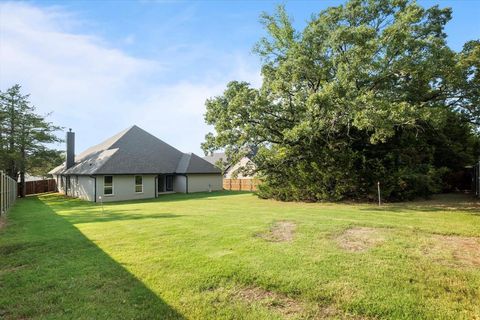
[258,221,296,242]
[234,287,369,319]
[234,287,304,317]
[336,227,387,252]
[313,306,372,320]
[424,235,480,268]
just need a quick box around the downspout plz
[185,174,188,194]
[93,176,97,203]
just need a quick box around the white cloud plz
[0,2,261,154]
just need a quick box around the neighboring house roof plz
[50,125,221,175]
[203,152,257,178]
[203,152,226,166]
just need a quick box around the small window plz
[135,175,143,193]
[104,176,113,195]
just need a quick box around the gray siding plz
[96,175,156,202]
[54,175,94,201]
[173,175,187,193]
[187,174,223,193]
[76,176,95,201]
[55,175,66,194]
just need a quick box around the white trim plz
[104,175,114,196]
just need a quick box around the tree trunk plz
[19,148,25,198]
[20,170,25,198]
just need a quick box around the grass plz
[0,191,479,319]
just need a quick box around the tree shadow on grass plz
[0,197,185,319]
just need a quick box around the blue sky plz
[1,0,479,155]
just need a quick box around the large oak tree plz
[202,0,479,201]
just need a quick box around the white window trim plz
[104,175,114,196]
[135,175,143,193]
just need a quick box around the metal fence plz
[1,170,17,215]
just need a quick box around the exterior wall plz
[76,176,95,201]
[96,175,156,202]
[225,157,256,179]
[173,175,187,193]
[55,175,66,194]
[55,175,94,201]
[187,173,223,193]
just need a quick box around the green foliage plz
[203,0,479,201]
[0,84,62,194]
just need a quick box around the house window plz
[104,176,113,195]
[135,175,143,193]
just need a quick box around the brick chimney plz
[66,129,75,169]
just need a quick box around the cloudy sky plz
[1,1,479,155]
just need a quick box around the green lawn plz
[1,192,479,319]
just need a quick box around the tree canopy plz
[202,0,479,201]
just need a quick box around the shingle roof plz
[49,125,221,175]
[176,153,221,174]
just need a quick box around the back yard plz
[1,192,479,319]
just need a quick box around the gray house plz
[50,125,222,202]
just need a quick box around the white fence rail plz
[1,170,17,215]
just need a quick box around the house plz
[203,152,256,178]
[49,125,222,202]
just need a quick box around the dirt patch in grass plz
[313,305,371,320]
[234,287,303,316]
[234,287,369,319]
[425,235,480,268]
[336,227,387,252]
[258,221,296,242]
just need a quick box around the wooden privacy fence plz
[223,178,260,191]
[1,170,17,215]
[19,179,57,196]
